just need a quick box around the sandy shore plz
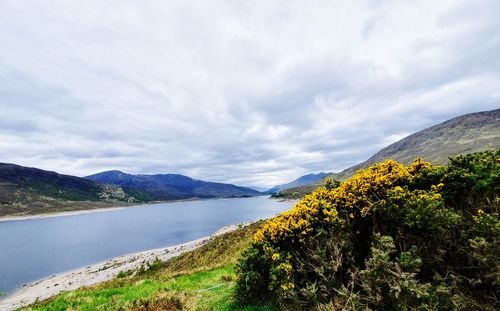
[0,224,240,311]
[0,206,130,223]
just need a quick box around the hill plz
[331,108,500,181]
[85,170,261,200]
[277,108,500,197]
[266,172,328,193]
[0,164,261,218]
[0,163,143,217]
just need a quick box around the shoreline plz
[0,223,242,310]
[0,196,268,223]
[0,205,130,223]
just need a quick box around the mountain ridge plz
[0,165,261,217]
[0,162,142,217]
[85,170,261,200]
[275,108,500,197]
[330,108,500,181]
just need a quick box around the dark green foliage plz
[236,150,500,310]
[235,243,273,304]
[440,149,500,212]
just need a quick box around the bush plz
[235,150,500,310]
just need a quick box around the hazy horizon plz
[1,1,499,187]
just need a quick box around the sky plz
[0,1,499,188]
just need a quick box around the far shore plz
[0,223,245,311]
[0,195,270,223]
[0,205,130,223]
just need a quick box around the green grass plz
[22,222,277,311]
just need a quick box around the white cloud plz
[0,0,498,187]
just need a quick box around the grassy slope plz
[22,222,277,311]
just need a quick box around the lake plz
[0,196,293,294]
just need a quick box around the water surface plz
[0,196,292,293]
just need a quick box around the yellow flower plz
[255,158,432,243]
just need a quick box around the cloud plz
[0,0,498,187]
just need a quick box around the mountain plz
[331,108,500,181]
[276,108,500,196]
[0,163,143,217]
[267,172,328,193]
[85,170,261,200]
[244,186,270,192]
[0,164,261,218]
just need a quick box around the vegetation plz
[271,179,340,200]
[20,150,500,310]
[23,222,277,311]
[271,185,318,200]
[236,150,499,310]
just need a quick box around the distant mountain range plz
[85,170,261,200]
[266,172,328,193]
[275,108,500,197]
[0,165,260,217]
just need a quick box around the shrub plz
[236,150,500,310]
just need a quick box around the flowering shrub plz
[235,150,500,309]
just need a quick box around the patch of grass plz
[24,266,276,311]
[22,222,276,311]
[158,221,264,275]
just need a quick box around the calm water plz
[0,196,292,293]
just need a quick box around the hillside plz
[278,108,500,196]
[266,172,328,193]
[0,164,261,218]
[0,163,142,217]
[85,170,261,200]
[331,108,500,181]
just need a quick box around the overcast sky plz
[0,1,499,188]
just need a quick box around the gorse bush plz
[235,150,500,310]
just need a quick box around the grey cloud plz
[0,0,499,187]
